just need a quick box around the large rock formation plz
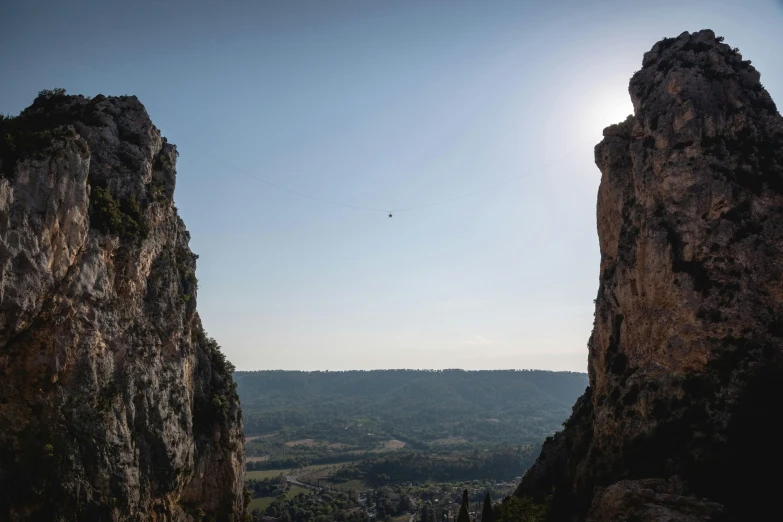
[0,92,245,520]
[514,30,783,521]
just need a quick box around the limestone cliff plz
[0,91,245,521]
[514,30,783,521]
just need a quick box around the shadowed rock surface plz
[514,30,783,521]
[0,92,244,521]
[586,477,725,522]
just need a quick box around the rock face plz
[0,92,245,521]
[586,477,725,522]
[514,30,783,521]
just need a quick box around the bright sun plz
[581,78,635,141]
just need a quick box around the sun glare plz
[581,80,635,141]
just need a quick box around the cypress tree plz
[457,502,471,522]
[457,489,471,522]
[482,493,494,522]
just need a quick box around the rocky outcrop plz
[0,91,245,521]
[586,477,725,522]
[513,30,783,521]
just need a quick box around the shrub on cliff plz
[89,186,150,241]
[0,89,79,178]
[0,115,68,178]
[193,330,240,437]
[495,495,549,522]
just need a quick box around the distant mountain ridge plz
[235,370,588,447]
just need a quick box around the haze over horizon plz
[2,0,781,372]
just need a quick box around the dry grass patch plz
[246,469,289,480]
[383,439,406,449]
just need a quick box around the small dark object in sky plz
[388,213,393,218]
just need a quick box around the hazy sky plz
[2,1,781,371]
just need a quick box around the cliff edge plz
[0,91,245,521]
[514,30,783,521]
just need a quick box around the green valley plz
[235,370,587,520]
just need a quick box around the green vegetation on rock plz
[88,186,150,240]
[494,495,549,522]
[0,89,76,178]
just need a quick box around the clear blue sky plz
[2,1,781,371]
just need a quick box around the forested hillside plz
[236,370,586,520]
[235,370,587,468]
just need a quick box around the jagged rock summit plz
[0,92,245,520]
[514,30,783,521]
